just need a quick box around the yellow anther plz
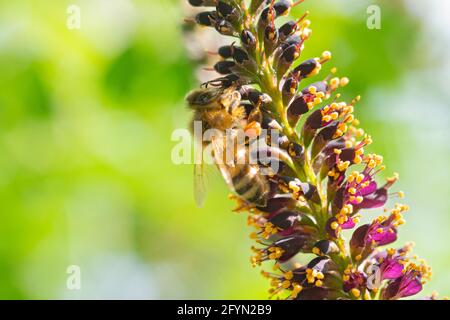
[281,280,291,289]
[337,161,350,172]
[322,51,332,60]
[284,271,294,280]
[387,248,396,256]
[316,91,325,99]
[351,288,361,298]
[340,77,350,87]
[322,115,332,123]
[315,280,323,287]
[356,174,365,183]
[301,19,311,28]
[344,114,354,123]
[368,159,376,168]
[364,136,373,145]
[291,283,303,299]
[330,77,340,88]
[330,112,339,120]
[314,97,323,105]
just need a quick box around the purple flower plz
[343,270,367,293]
[350,214,401,251]
[379,258,404,280]
[372,249,406,280]
[186,0,432,300]
[382,269,423,300]
[326,216,358,238]
[333,163,397,213]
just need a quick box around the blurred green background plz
[0,0,448,299]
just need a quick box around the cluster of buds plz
[185,0,435,299]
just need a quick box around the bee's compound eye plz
[197,91,215,104]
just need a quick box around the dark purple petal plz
[258,195,295,214]
[332,187,345,210]
[350,224,370,249]
[383,271,423,299]
[268,211,299,230]
[355,188,388,210]
[398,274,423,298]
[294,287,333,300]
[275,234,308,262]
[313,240,339,256]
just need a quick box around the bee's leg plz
[231,105,246,120]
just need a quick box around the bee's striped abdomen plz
[230,165,268,206]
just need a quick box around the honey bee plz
[186,85,270,208]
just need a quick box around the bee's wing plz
[194,133,208,208]
[210,135,235,192]
[194,162,207,208]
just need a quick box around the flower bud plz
[274,0,294,16]
[310,122,340,159]
[279,20,298,40]
[276,44,302,80]
[216,1,235,18]
[241,30,257,52]
[292,58,321,79]
[189,0,217,7]
[264,24,279,56]
[214,19,235,36]
[313,239,339,256]
[195,11,217,27]
[268,211,299,230]
[287,94,309,127]
[213,60,236,74]
[274,233,309,262]
[281,77,299,105]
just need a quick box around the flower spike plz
[185,0,433,300]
